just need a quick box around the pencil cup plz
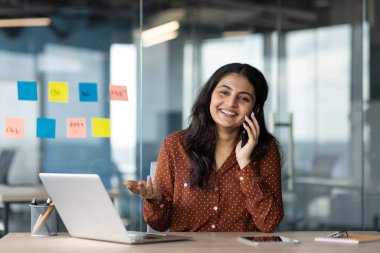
[30,204,57,236]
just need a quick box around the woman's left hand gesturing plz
[235,112,260,169]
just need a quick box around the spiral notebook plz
[315,234,380,244]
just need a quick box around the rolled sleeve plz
[143,199,172,231]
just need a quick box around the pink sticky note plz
[4,118,25,138]
[109,85,128,101]
[66,118,87,138]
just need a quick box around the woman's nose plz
[225,96,237,107]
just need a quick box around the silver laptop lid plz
[39,173,131,244]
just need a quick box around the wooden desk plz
[1,232,380,253]
[0,184,118,235]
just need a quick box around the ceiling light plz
[0,18,51,28]
[142,31,178,47]
[222,31,252,38]
[142,21,180,47]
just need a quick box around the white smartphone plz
[237,235,300,246]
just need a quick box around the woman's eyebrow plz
[216,84,232,90]
[217,84,253,99]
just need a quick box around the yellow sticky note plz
[4,118,25,138]
[67,118,87,138]
[49,82,68,102]
[92,118,111,138]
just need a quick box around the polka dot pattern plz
[143,130,284,232]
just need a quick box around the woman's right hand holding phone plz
[235,112,260,169]
[123,175,163,204]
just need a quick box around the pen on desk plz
[327,231,348,238]
[31,198,52,233]
[30,198,39,206]
[32,200,55,234]
[31,197,48,232]
[45,197,53,206]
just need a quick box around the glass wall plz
[0,1,142,231]
[278,0,363,230]
[1,0,379,233]
[140,0,379,231]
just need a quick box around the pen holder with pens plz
[30,201,57,236]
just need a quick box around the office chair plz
[147,161,168,233]
[0,149,16,236]
[0,149,16,185]
[149,161,157,181]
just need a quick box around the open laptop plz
[39,173,191,244]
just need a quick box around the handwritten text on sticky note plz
[109,85,128,101]
[4,118,25,138]
[49,82,68,102]
[67,118,87,138]
[79,83,98,102]
[92,118,111,138]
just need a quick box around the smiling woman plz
[210,73,255,131]
[124,63,284,232]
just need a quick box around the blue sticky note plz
[17,81,38,101]
[79,83,98,102]
[36,118,56,138]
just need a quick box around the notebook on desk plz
[39,173,191,244]
[315,232,380,244]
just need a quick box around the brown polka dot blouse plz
[143,130,284,232]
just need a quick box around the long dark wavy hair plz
[184,63,277,188]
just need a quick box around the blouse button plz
[184,183,188,187]
[239,176,244,181]
[211,224,216,229]
[213,206,218,211]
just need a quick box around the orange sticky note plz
[109,85,128,101]
[92,118,111,138]
[67,118,87,138]
[4,118,25,138]
[49,81,69,102]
